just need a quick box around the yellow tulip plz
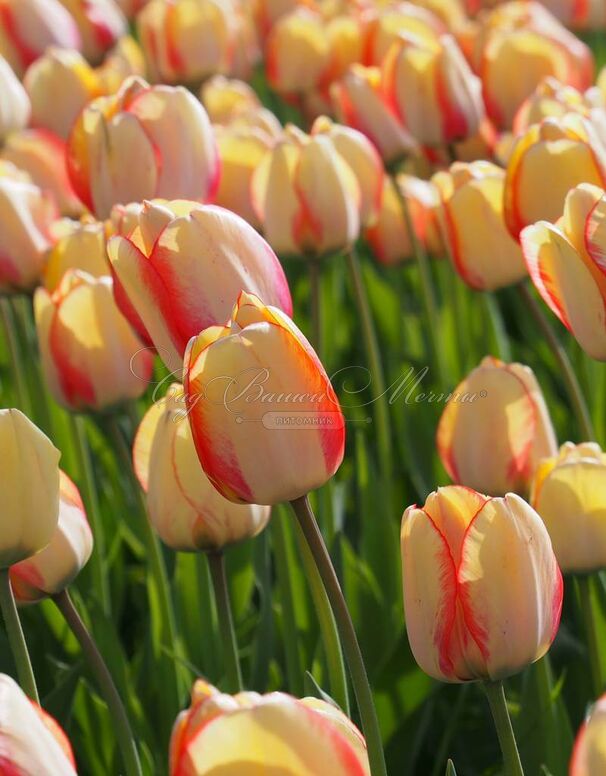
[200,74,261,124]
[513,76,595,135]
[362,2,444,67]
[44,218,109,291]
[0,55,29,141]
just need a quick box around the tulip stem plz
[0,297,32,417]
[518,282,595,441]
[483,680,524,776]
[390,173,446,386]
[309,258,322,355]
[290,495,387,776]
[0,568,38,702]
[53,590,142,776]
[577,575,603,697]
[207,551,243,693]
[345,245,393,488]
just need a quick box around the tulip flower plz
[432,160,527,290]
[382,33,485,147]
[115,0,148,17]
[137,0,236,84]
[0,0,81,76]
[0,409,60,568]
[504,115,606,240]
[541,0,606,30]
[251,125,361,257]
[184,292,345,505]
[169,679,369,775]
[531,442,606,574]
[133,384,271,551]
[331,64,417,165]
[23,48,100,141]
[521,183,606,360]
[0,171,58,294]
[571,693,606,776]
[0,55,29,141]
[437,356,558,496]
[57,0,127,64]
[366,174,443,266]
[200,74,261,124]
[34,270,154,411]
[107,200,292,371]
[0,674,77,775]
[513,77,596,135]
[11,471,92,602]
[96,34,146,92]
[1,129,84,218]
[474,0,593,129]
[44,218,109,291]
[401,485,563,682]
[362,2,445,67]
[66,76,219,218]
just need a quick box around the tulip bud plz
[432,160,526,290]
[170,679,369,775]
[331,64,417,165]
[402,486,563,682]
[571,693,606,776]
[474,1,593,130]
[0,409,61,568]
[34,270,154,411]
[96,35,146,92]
[513,77,594,135]
[0,55,29,141]
[437,356,557,496]
[1,129,84,218]
[252,125,361,257]
[200,74,261,124]
[133,384,271,551]
[10,471,92,602]
[57,0,127,64]
[137,0,236,84]
[0,0,81,76]
[44,218,109,291]
[0,173,57,294]
[184,292,345,505]
[521,183,606,360]
[504,115,606,239]
[366,174,443,266]
[362,2,445,67]
[382,33,485,147]
[542,0,606,30]
[0,673,77,775]
[107,200,292,371]
[66,76,219,218]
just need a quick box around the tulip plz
[503,115,606,240]
[0,55,29,141]
[321,12,364,88]
[571,693,606,776]
[521,183,606,360]
[512,77,595,135]
[133,384,271,551]
[476,1,593,130]
[413,0,467,28]
[44,218,109,291]
[226,104,282,138]
[34,270,154,411]
[437,356,558,496]
[366,174,443,266]
[251,125,361,257]
[23,48,100,141]
[401,485,563,682]
[362,2,445,67]
[66,75,219,219]
[169,679,369,775]
[1,129,84,217]
[10,471,92,602]
[107,200,292,371]
[57,0,127,63]
[255,0,314,35]
[0,0,81,76]
[183,291,345,505]
[331,64,417,165]
[0,173,57,294]
[96,34,147,93]
[542,0,606,30]
[200,74,261,124]
[0,674,77,775]
[382,33,485,147]
[0,409,60,568]
[432,160,526,290]
[115,0,149,17]
[311,115,383,227]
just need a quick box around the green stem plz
[290,496,386,776]
[207,551,243,693]
[345,245,393,489]
[309,258,322,355]
[71,416,110,615]
[0,568,38,702]
[390,173,446,385]
[0,297,32,416]
[518,282,594,441]
[483,680,524,776]
[482,293,511,362]
[577,575,603,697]
[53,590,142,776]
